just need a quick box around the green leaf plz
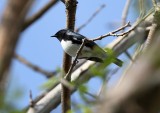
[78,85,88,93]
[90,66,107,78]
[82,106,92,113]
[67,109,74,113]
[40,76,60,89]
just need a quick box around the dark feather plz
[79,57,103,62]
[63,30,96,49]
[87,57,103,62]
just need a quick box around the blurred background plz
[0,0,152,112]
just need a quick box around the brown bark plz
[22,0,59,31]
[0,0,32,91]
[61,0,77,113]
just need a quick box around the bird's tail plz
[113,58,123,67]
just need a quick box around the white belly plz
[60,40,105,59]
[61,40,80,57]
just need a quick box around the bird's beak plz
[51,35,57,37]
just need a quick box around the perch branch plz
[65,39,86,79]
[91,22,131,41]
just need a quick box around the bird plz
[51,29,123,66]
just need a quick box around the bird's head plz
[51,29,68,41]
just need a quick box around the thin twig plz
[97,81,107,97]
[76,4,106,32]
[14,54,56,78]
[61,78,98,100]
[22,0,59,31]
[121,0,134,61]
[143,23,157,51]
[84,91,97,99]
[60,39,86,94]
[62,39,97,104]
[124,51,134,61]
[60,78,75,90]
[152,0,157,7]
[139,0,146,18]
[122,0,131,30]
[142,1,159,51]
[29,90,34,107]
[65,39,87,79]
[91,22,131,41]
[97,68,119,96]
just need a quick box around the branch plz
[0,0,33,92]
[143,23,157,51]
[29,90,35,107]
[124,50,134,62]
[152,0,157,7]
[143,5,159,51]
[121,0,133,61]
[14,54,56,78]
[91,21,131,41]
[97,30,160,113]
[65,39,86,80]
[27,90,36,113]
[60,39,86,91]
[22,0,59,31]
[121,0,131,30]
[97,68,119,96]
[76,4,106,32]
[61,0,77,113]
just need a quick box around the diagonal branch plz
[76,4,106,32]
[14,54,57,78]
[143,23,157,52]
[121,0,133,61]
[22,0,59,31]
[14,0,59,80]
[60,39,86,91]
[121,0,132,29]
[91,21,131,41]
[65,39,86,80]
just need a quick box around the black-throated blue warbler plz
[51,29,123,66]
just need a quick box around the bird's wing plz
[67,30,107,56]
[67,31,96,49]
[67,31,85,39]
